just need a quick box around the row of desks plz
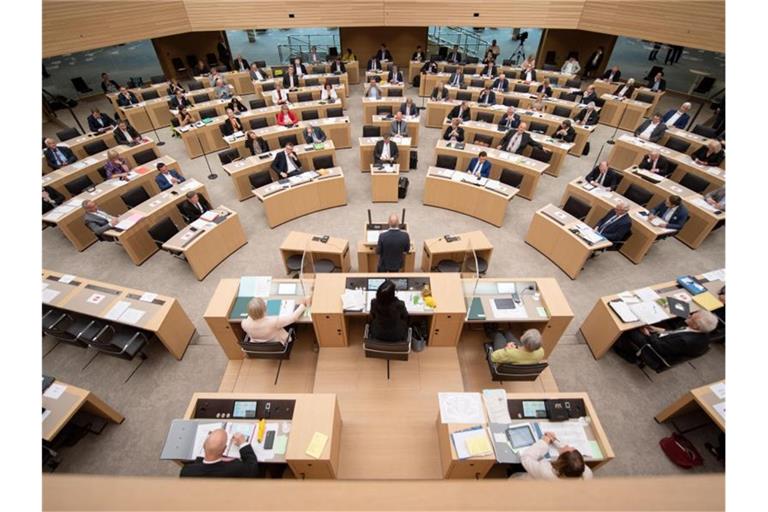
[407,61,578,85]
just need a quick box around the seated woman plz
[321,82,338,102]
[176,106,193,128]
[227,96,248,114]
[489,328,545,364]
[244,130,269,156]
[520,432,593,480]
[275,105,298,127]
[167,78,185,96]
[242,296,310,345]
[368,280,409,341]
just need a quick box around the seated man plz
[477,85,496,106]
[233,54,249,71]
[585,161,618,190]
[661,102,691,129]
[638,150,671,176]
[272,143,303,178]
[364,78,383,99]
[82,199,117,236]
[647,71,666,92]
[447,68,464,87]
[302,125,327,144]
[367,56,382,72]
[374,133,398,165]
[179,191,211,222]
[648,195,688,231]
[330,58,346,74]
[634,113,666,142]
[430,82,448,100]
[387,64,403,84]
[692,140,725,167]
[169,90,191,110]
[613,78,635,98]
[42,186,65,214]
[553,119,576,143]
[498,123,541,154]
[594,201,631,242]
[249,63,267,81]
[443,117,465,142]
[421,60,438,75]
[580,85,599,105]
[466,151,491,178]
[399,98,418,116]
[490,329,545,364]
[705,186,726,211]
[491,73,509,92]
[113,120,142,146]
[214,79,232,100]
[497,107,521,131]
[574,102,599,126]
[155,162,185,191]
[447,101,470,122]
[536,79,553,97]
[116,87,138,107]
[390,112,409,137]
[179,428,259,478]
[87,108,116,133]
[43,138,76,169]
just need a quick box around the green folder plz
[229,297,252,320]
[467,297,486,320]
[266,299,282,317]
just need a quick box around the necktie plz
[598,215,618,233]
[54,148,65,165]
[278,90,282,100]
[473,160,482,175]
[196,202,204,213]
[507,133,519,152]
[598,172,606,186]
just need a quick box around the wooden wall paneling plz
[152,31,225,80]
[535,29,617,75]
[339,27,428,70]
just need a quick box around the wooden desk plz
[225,117,352,157]
[43,269,196,359]
[43,381,124,443]
[242,72,350,95]
[599,94,652,130]
[372,114,421,145]
[253,167,347,228]
[633,87,665,112]
[365,82,405,98]
[579,271,725,358]
[590,79,619,98]
[421,231,493,273]
[182,392,342,478]
[370,164,400,202]
[660,127,720,159]
[161,206,247,280]
[437,391,613,479]
[279,231,351,274]
[52,130,117,162]
[655,381,725,432]
[434,140,547,200]
[361,97,410,123]
[119,98,174,132]
[195,70,258,95]
[359,137,411,171]
[106,82,170,113]
[257,84,348,108]
[525,204,612,279]
[223,142,337,201]
[423,167,517,227]
[356,243,417,273]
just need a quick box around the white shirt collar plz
[202,457,223,464]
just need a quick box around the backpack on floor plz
[398,177,409,199]
[659,432,703,469]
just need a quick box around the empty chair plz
[261,82,275,92]
[485,344,549,382]
[254,60,266,68]
[464,65,477,74]
[313,155,334,169]
[500,168,523,188]
[679,172,710,193]
[142,89,159,100]
[199,108,217,120]
[594,97,606,108]
[285,254,303,276]
[501,60,512,67]
[249,171,272,189]
[444,65,457,74]
[151,75,166,84]
[376,105,392,115]
[83,140,108,156]
[435,155,457,170]
[470,79,485,88]
[85,323,150,380]
[692,125,717,138]
[64,175,93,195]
[249,117,268,130]
[527,122,547,134]
[42,308,83,347]
[304,78,320,87]
[559,92,578,102]
[120,186,150,208]
[456,91,472,101]
[552,105,572,118]
[475,112,494,124]
[147,217,179,248]
[192,93,209,103]
[506,70,519,79]
[238,330,296,384]
[665,138,691,153]
[172,58,187,74]
[514,83,530,93]
[436,260,461,272]
[363,125,381,137]
[187,80,203,91]
[97,166,109,180]
[56,127,80,142]
[465,256,489,275]
[562,196,591,220]
[206,53,218,67]
[132,149,158,165]
[565,79,582,88]
[278,134,299,147]
[218,148,240,165]
[327,107,344,118]
[363,324,412,380]
[325,76,340,86]
[502,97,519,107]
[473,134,493,146]
[388,88,402,97]
[249,99,266,109]
[297,92,313,102]
[66,316,110,348]
[302,110,319,120]
[635,92,655,104]
[529,147,552,163]
[623,183,653,206]
[313,259,337,273]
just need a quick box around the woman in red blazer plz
[276,105,298,127]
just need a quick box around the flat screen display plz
[232,401,257,418]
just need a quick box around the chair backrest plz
[501,59,512,66]
[473,134,493,146]
[679,172,710,193]
[218,148,240,165]
[261,82,275,92]
[493,360,550,381]
[559,92,578,102]
[435,155,457,170]
[249,99,266,109]
[97,166,109,180]
[199,108,217,120]
[530,147,552,163]
[594,97,606,108]
[313,155,334,169]
[187,80,203,91]
[456,91,472,101]
[635,92,655,104]
[56,127,80,142]
[552,105,572,118]
[254,60,266,68]
[249,171,273,189]
[297,92,313,102]
[64,175,93,195]
[325,76,340,85]
[132,149,158,165]
[470,79,485,88]
[304,78,320,87]
[148,217,179,245]
[475,111,494,124]
[142,89,159,100]
[121,186,151,208]
[444,65,457,74]
[502,97,519,107]
[363,125,381,137]
[206,53,218,65]
[529,121,549,134]
[302,110,319,120]
[83,140,108,156]
[376,105,393,115]
[238,331,294,359]
[565,79,582,88]
[364,334,410,362]
[327,107,344,118]
[563,196,592,220]
[506,70,519,79]
[250,117,268,130]
[665,138,691,153]
[514,83,529,93]
[151,75,166,84]
[171,58,185,70]
[500,168,523,188]
[388,88,403,97]
[624,183,653,206]
[192,93,209,103]
[278,134,299,147]
[692,125,717,138]
[369,75,382,83]
[463,64,477,73]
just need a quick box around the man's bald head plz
[388,214,399,228]
[203,428,228,461]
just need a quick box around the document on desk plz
[490,298,527,320]
[710,382,726,400]
[59,274,76,284]
[608,300,639,323]
[193,422,226,458]
[702,269,725,282]
[239,276,272,298]
[497,282,517,294]
[482,389,512,424]
[278,283,298,295]
[451,426,492,459]
[118,308,145,325]
[341,289,366,311]
[139,292,157,303]
[42,288,61,304]
[366,230,380,244]
[43,382,67,400]
[713,401,725,420]
[115,213,144,231]
[617,291,640,304]
[629,301,667,325]
[439,392,484,424]
[634,287,661,303]
[225,423,257,458]
[105,300,131,320]
[536,421,594,459]
[305,432,328,459]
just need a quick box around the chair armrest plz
[75,320,96,341]
[49,313,69,329]
[92,324,115,344]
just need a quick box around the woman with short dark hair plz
[368,280,409,341]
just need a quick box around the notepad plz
[273,435,288,455]
[305,432,328,459]
[692,292,723,311]
[278,283,297,295]
[466,433,493,457]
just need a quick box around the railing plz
[277,34,340,63]
[427,27,491,61]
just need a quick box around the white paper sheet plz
[710,382,726,400]
[105,301,131,320]
[629,301,668,325]
[341,289,366,311]
[119,308,146,325]
[634,287,661,302]
[366,230,380,244]
[713,402,725,420]
[702,269,725,282]
[42,288,61,304]
[490,299,528,320]
[139,292,157,303]
[609,301,639,323]
[439,392,484,424]
[536,421,593,458]
[482,389,512,424]
[59,274,76,284]
[497,283,517,294]
[43,383,67,400]
[239,276,272,298]
[617,291,640,304]
[278,283,297,295]
[450,427,491,459]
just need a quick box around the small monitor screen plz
[522,400,547,418]
[391,278,408,290]
[506,424,536,449]
[232,401,257,418]
[367,278,385,291]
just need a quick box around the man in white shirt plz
[249,63,266,81]
[82,200,117,236]
[561,57,581,75]
[271,83,289,105]
[634,113,666,143]
[662,102,691,128]
[390,112,408,137]
[614,78,635,98]
[308,46,321,63]
[365,78,382,99]
[374,133,398,164]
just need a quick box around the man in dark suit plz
[466,151,491,178]
[374,133,399,165]
[390,112,409,137]
[447,101,470,122]
[443,118,465,142]
[367,56,382,72]
[272,143,303,178]
[491,73,509,92]
[574,102,600,126]
[113,120,142,146]
[602,66,621,82]
[180,428,259,478]
[638,150,671,176]
[170,91,191,110]
[412,46,426,62]
[634,113,666,142]
[292,58,307,76]
[447,68,464,87]
[585,161,619,190]
[116,87,139,107]
[497,107,521,130]
[594,201,631,242]
[387,65,404,84]
[330,58,346,74]
[536,79,553,97]
[647,71,666,92]
[220,109,243,136]
[399,98,418,116]
[302,125,327,144]
[82,200,117,236]
[421,60,438,75]
[87,108,116,133]
[477,86,496,106]
[232,54,249,72]
[376,214,410,272]
[377,44,393,62]
[648,195,689,231]
[580,85,599,105]
[42,186,65,214]
[553,119,576,143]
[155,162,185,191]
[282,67,299,89]
[446,45,462,64]
[480,62,497,77]
[178,191,211,222]
[497,123,541,154]
[613,78,635,98]
[661,102,691,129]
[584,47,604,78]
[100,72,120,94]
[43,138,76,169]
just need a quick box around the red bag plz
[659,432,704,469]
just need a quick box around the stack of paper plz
[305,432,328,459]
[451,427,493,459]
[438,392,484,424]
[239,276,272,298]
[115,213,144,231]
[366,230,380,244]
[692,292,723,311]
[710,382,725,399]
[482,389,512,424]
[341,289,365,311]
[702,269,725,282]
[537,421,595,459]
[629,301,668,325]
[634,287,661,302]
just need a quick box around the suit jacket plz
[447,72,464,87]
[586,51,604,70]
[387,70,403,83]
[44,145,76,169]
[221,117,244,136]
[84,211,113,236]
[117,92,138,107]
[330,61,346,73]
[639,155,671,176]
[499,130,540,154]
[480,64,497,77]
[594,211,631,242]
[378,49,392,61]
[466,158,491,178]
[430,87,448,100]
[292,63,307,75]
[497,113,521,131]
[603,69,621,81]
[447,105,470,122]
[585,166,619,190]
[613,83,635,98]
[302,127,326,144]
[275,111,298,127]
[250,68,268,81]
[477,90,496,105]
[170,95,191,110]
[155,170,185,191]
[421,62,438,75]
[227,98,247,113]
[647,330,710,364]
[282,74,299,88]
[443,126,464,142]
[180,445,259,478]
[648,78,666,92]
[87,113,116,132]
[521,69,537,82]
[42,186,65,214]
[390,119,408,137]
[399,102,418,116]
[367,58,382,71]
[245,137,269,156]
[554,125,576,143]
[233,57,249,71]
[536,84,553,97]
[581,91,599,105]
[373,140,399,163]
[411,51,426,61]
[634,119,667,142]
[376,229,410,272]
[369,298,409,341]
[574,108,600,126]
[692,146,725,166]
[650,202,689,231]
[272,151,302,176]
[113,125,140,145]
[101,79,120,94]
[446,51,462,63]
[491,78,509,92]
[661,109,691,129]
[178,195,212,222]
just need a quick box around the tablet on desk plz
[506,424,536,450]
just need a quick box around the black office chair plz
[530,147,552,164]
[436,260,461,272]
[484,344,549,382]
[218,148,240,165]
[376,105,393,115]
[444,65,457,74]
[199,108,217,120]
[692,125,717,138]
[305,78,320,87]
[185,55,198,69]
[501,59,512,67]
[435,155,457,170]
[120,186,150,208]
[83,140,108,156]
[500,168,523,188]
[605,228,633,252]
[368,75,382,83]
[665,138,691,153]
[250,117,268,130]
[473,134,493,147]
[623,183,653,206]
[172,58,187,75]
[363,324,412,380]
[325,76,340,86]
[132,149,158,165]
[186,80,203,91]
[559,92,578,102]
[278,134,299,147]
[313,259,337,273]
[506,70,519,80]
[285,254,303,277]
[470,79,485,88]
[56,127,80,142]
[64,175,94,196]
[249,99,266,109]
[147,217,179,249]
[206,53,218,67]
[142,89,159,101]
[192,93,209,104]
[464,64,477,73]
[302,110,319,120]
[327,107,344,118]
[514,84,530,93]
[565,79,582,88]
[151,74,166,84]
[562,196,592,221]
[475,112,495,124]
[456,91,472,101]
[254,60,267,68]
[42,308,84,348]
[502,97,519,107]
[239,330,296,385]
[529,121,549,134]
[465,256,489,275]
[261,82,275,92]
[679,172,710,194]
[81,322,150,382]
[97,166,109,180]
[363,125,381,137]
[249,171,273,190]
[635,92,655,104]
[297,92,313,102]
[594,97,606,108]
[313,155,334,169]
[552,105,572,118]
[388,88,403,97]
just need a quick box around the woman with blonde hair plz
[242,296,311,345]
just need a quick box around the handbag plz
[659,432,703,469]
